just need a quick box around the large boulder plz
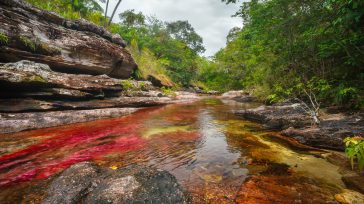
[0,0,136,78]
[43,162,191,204]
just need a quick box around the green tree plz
[166,21,205,54]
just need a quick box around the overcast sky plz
[103,0,242,57]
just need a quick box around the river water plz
[0,98,347,203]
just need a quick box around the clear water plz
[0,98,346,203]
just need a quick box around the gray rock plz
[0,107,140,134]
[43,162,99,204]
[43,163,191,204]
[234,103,312,129]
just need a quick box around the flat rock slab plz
[43,162,191,204]
[0,108,140,134]
[0,97,171,113]
[234,103,312,129]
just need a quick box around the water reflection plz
[0,98,346,203]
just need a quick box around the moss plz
[19,36,36,51]
[0,32,9,45]
[26,75,47,83]
[38,42,61,55]
[161,87,176,97]
[139,82,146,90]
[120,80,136,91]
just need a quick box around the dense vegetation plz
[26,0,363,108]
[214,0,364,108]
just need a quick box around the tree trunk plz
[108,0,123,26]
[104,0,109,27]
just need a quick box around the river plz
[0,98,346,203]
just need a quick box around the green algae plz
[142,125,193,139]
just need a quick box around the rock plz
[175,91,200,101]
[0,97,171,113]
[235,175,340,204]
[147,75,174,88]
[281,114,364,150]
[42,162,99,204]
[0,61,153,93]
[0,61,175,133]
[234,103,312,129]
[206,90,219,95]
[0,0,136,79]
[342,175,364,194]
[335,189,364,204]
[220,90,256,102]
[235,103,364,150]
[0,108,139,134]
[43,162,191,204]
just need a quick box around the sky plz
[102,0,242,57]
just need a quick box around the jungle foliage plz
[214,0,364,108]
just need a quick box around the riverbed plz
[0,98,351,203]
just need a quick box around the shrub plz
[344,136,364,171]
[0,32,9,45]
[161,87,176,97]
[19,36,36,51]
[334,85,360,108]
[120,80,136,91]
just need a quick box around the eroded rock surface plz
[0,61,174,133]
[0,108,140,134]
[234,103,312,129]
[43,162,191,204]
[234,103,363,150]
[0,0,136,78]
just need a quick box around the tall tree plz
[108,0,123,26]
[119,9,145,27]
[104,0,109,27]
[166,21,205,54]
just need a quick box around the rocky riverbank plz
[233,102,363,150]
[0,0,203,134]
[0,60,179,134]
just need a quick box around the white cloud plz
[103,0,242,56]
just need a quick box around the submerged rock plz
[0,0,136,78]
[43,162,191,204]
[235,175,341,204]
[335,189,364,204]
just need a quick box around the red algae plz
[0,99,356,203]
